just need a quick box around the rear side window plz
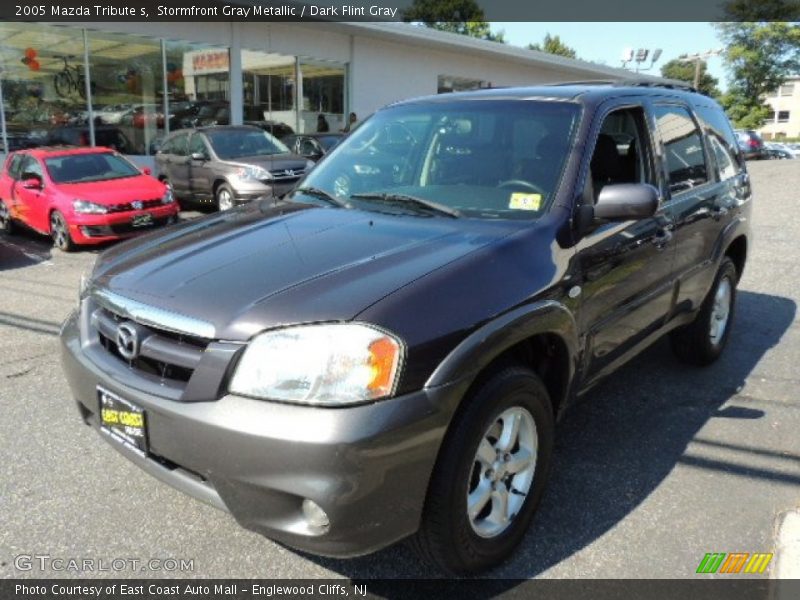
[653,105,708,194]
[696,105,745,180]
[7,154,25,180]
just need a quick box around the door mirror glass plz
[594,183,658,221]
[21,177,42,190]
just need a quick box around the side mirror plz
[190,152,206,161]
[594,183,659,221]
[141,167,152,176]
[21,177,42,190]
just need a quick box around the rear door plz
[662,103,747,315]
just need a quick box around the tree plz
[403,0,504,42]
[715,21,800,128]
[528,34,577,59]
[660,57,721,97]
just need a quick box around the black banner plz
[2,0,800,22]
[3,579,799,600]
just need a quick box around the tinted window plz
[7,154,25,180]
[205,129,289,159]
[45,153,142,183]
[696,105,744,180]
[654,105,708,194]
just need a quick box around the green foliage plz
[715,21,800,128]
[528,34,577,59]
[660,58,721,97]
[403,0,504,42]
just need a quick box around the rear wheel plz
[50,210,75,252]
[670,257,737,365]
[0,200,15,234]
[411,366,555,574]
[215,183,235,211]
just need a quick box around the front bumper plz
[69,204,180,245]
[231,180,298,203]
[60,311,465,557]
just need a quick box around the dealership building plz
[0,19,650,159]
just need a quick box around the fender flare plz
[425,300,580,395]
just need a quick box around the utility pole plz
[679,49,723,89]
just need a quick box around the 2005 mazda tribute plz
[61,83,751,574]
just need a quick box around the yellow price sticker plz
[509,193,542,211]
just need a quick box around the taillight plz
[748,139,758,148]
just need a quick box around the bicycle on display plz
[53,56,90,99]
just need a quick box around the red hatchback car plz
[0,146,179,251]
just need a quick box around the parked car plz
[155,125,310,210]
[45,125,134,154]
[0,146,179,251]
[734,129,766,160]
[96,104,132,125]
[282,132,345,161]
[0,124,45,152]
[61,83,751,574]
[764,142,795,159]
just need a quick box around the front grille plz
[81,216,171,237]
[91,306,208,385]
[106,198,162,213]
[269,167,305,182]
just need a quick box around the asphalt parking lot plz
[1,161,799,580]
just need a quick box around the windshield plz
[206,130,289,159]
[295,100,580,220]
[318,135,343,151]
[45,152,142,184]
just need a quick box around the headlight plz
[235,165,272,181]
[73,199,108,214]
[229,323,403,405]
[161,187,174,204]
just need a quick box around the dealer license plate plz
[98,387,148,455]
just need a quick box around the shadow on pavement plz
[299,290,796,580]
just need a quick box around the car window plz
[20,156,44,181]
[206,129,289,159]
[696,105,745,177]
[295,100,581,220]
[7,154,25,180]
[317,135,342,151]
[653,105,708,194]
[45,153,142,183]
[299,138,320,156]
[189,134,210,159]
[163,133,188,157]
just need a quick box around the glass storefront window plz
[0,23,89,152]
[171,44,231,133]
[87,30,163,155]
[241,49,296,138]
[299,60,345,134]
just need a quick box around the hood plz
[92,200,517,341]
[58,175,165,204]
[226,153,308,171]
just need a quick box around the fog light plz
[302,498,330,530]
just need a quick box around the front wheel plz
[670,257,738,366]
[50,210,75,252]
[411,366,555,574]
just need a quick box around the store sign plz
[191,51,229,73]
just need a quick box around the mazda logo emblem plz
[131,200,143,210]
[116,322,139,361]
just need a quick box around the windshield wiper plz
[350,192,460,218]
[293,186,350,208]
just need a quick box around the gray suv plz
[155,125,311,210]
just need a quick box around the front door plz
[576,103,677,383]
[188,133,213,201]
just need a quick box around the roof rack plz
[547,78,696,92]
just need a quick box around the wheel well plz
[725,235,747,280]
[466,333,570,417]
[212,179,227,196]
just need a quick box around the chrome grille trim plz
[91,288,216,339]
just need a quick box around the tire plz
[215,183,235,211]
[53,72,72,98]
[50,210,75,252]
[670,257,737,366]
[0,200,15,234]
[411,366,555,574]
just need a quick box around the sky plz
[493,22,728,90]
